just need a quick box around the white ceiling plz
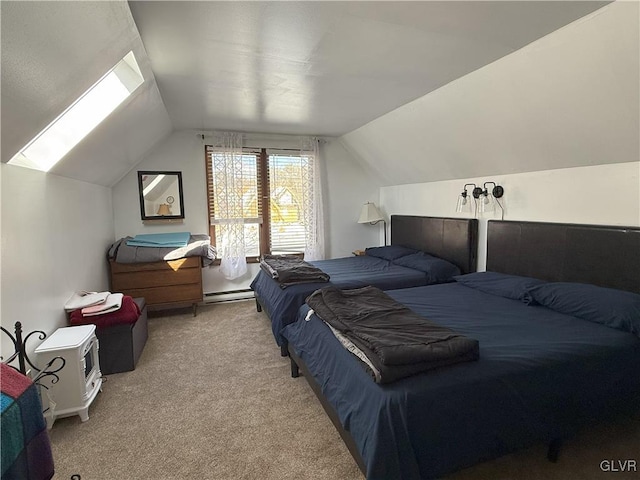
[129,0,609,137]
[1,1,610,186]
[1,0,171,186]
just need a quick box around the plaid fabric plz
[1,364,54,480]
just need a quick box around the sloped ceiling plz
[341,1,639,186]
[1,0,171,186]
[129,0,608,137]
[1,1,614,187]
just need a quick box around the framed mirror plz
[137,171,185,221]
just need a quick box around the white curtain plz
[211,132,247,280]
[300,137,325,260]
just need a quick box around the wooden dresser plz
[109,257,203,315]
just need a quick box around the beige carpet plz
[49,300,640,479]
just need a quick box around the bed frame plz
[256,215,478,355]
[390,215,478,274]
[487,220,640,294]
[255,214,478,310]
[289,219,640,477]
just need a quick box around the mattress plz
[283,282,640,479]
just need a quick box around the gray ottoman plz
[96,297,148,375]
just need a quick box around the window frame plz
[206,146,307,263]
[9,51,143,172]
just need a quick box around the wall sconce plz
[456,183,483,215]
[479,181,504,215]
[456,181,505,218]
[358,202,387,246]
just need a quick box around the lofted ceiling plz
[0,0,172,186]
[129,0,609,136]
[1,1,611,187]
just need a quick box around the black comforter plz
[306,286,479,383]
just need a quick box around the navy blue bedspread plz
[250,255,428,346]
[283,283,640,479]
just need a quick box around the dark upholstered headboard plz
[487,220,640,294]
[391,215,478,274]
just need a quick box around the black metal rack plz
[1,321,66,387]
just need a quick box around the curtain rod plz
[198,133,328,143]
[203,142,310,152]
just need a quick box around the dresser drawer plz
[111,264,201,290]
[109,256,200,274]
[108,257,203,312]
[117,284,202,306]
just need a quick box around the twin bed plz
[280,220,640,479]
[251,215,478,354]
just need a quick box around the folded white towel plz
[81,293,124,316]
[64,291,110,312]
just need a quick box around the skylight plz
[143,174,165,196]
[8,51,144,172]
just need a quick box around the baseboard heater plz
[203,289,254,303]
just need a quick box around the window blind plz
[205,145,312,258]
[268,152,308,254]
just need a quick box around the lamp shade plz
[479,193,494,213]
[358,202,384,223]
[157,203,172,216]
[456,193,469,213]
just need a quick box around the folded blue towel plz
[126,232,191,248]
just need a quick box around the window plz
[9,51,143,172]
[205,146,314,260]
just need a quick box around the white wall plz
[340,1,639,272]
[323,139,385,257]
[381,162,640,270]
[1,164,114,359]
[112,130,383,294]
[113,131,208,238]
[341,1,639,186]
[1,0,173,188]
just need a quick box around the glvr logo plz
[600,460,637,472]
